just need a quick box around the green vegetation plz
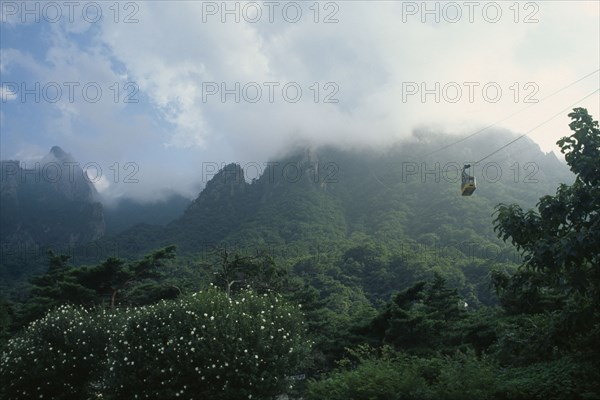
[1,289,309,399]
[15,246,179,326]
[305,346,499,400]
[0,110,598,398]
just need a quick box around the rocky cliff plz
[0,146,105,252]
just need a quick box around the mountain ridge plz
[0,146,105,247]
[72,128,574,260]
[0,130,575,292]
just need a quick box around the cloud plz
[0,86,17,101]
[98,2,598,152]
[0,1,598,202]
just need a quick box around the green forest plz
[1,108,599,399]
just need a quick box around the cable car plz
[461,164,476,196]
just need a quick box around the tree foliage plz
[493,108,600,302]
[359,274,469,355]
[17,246,178,326]
[207,246,288,296]
[491,108,600,396]
[0,288,310,399]
[77,245,177,307]
[305,345,499,400]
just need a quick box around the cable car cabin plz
[461,164,476,196]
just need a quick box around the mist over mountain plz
[0,147,192,281]
[0,128,569,294]
[103,194,191,234]
[0,129,574,287]
[0,146,105,250]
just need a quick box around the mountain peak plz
[49,145,68,159]
[202,163,246,194]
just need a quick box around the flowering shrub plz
[0,288,310,399]
[0,305,109,399]
[103,288,311,399]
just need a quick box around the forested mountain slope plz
[1,128,570,306]
[0,147,105,281]
[3,119,597,400]
[94,129,570,256]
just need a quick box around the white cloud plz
[96,1,599,157]
[1,1,598,201]
[0,86,17,101]
[88,170,110,193]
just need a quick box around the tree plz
[17,246,178,328]
[359,274,468,355]
[18,251,97,325]
[493,108,599,303]
[492,108,600,395]
[208,246,288,296]
[77,245,177,307]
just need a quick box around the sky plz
[1,0,599,203]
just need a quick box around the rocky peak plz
[0,147,105,249]
[187,163,247,212]
[50,145,69,160]
[205,163,246,193]
[40,146,99,202]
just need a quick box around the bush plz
[0,305,109,399]
[103,287,311,399]
[495,356,600,400]
[304,346,499,400]
[433,350,498,400]
[1,287,310,399]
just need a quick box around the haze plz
[1,1,598,202]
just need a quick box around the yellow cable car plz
[461,164,476,196]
